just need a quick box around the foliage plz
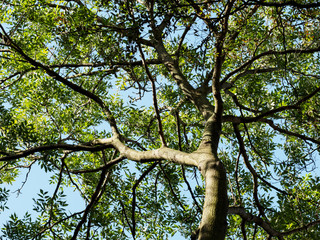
[1,0,320,239]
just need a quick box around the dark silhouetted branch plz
[0,143,108,162]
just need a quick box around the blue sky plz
[0,164,85,226]
[0,164,186,239]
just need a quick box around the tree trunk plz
[198,157,228,240]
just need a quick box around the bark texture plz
[194,114,228,240]
[198,158,228,240]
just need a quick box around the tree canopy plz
[1,0,320,239]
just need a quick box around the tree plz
[1,0,320,239]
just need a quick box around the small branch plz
[63,159,89,202]
[229,67,279,86]
[0,68,33,90]
[263,119,320,145]
[45,155,67,231]
[119,198,134,237]
[211,0,236,118]
[175,16,197,58]
[69,154,126,174]
[241,218,247,240]
[294,83,320,107]
[33,211,85,239]
[0,143,109,162]
[13,162,35,196]
[221,47,320,85]
[125,0,166,147]
[233,123,266,217]
[132,162,158,239]
[0,24,120,136]
[47,59,161,69]
[159,163,186,211]
[175,111,183,151]
[65,68,116,79]
[228,207,282,238]
[85,216,92,240]
[229,207,320,238]
[71,168,110,240]
[175,110,202,211]
[282,219,320,236]
[240,107,272,168]
[137,43,167,147]
[225,88,261,114]
[224,115,320,155]
[242,105,299,123]
[4,160,37,170]
[225,79,320,124]
[235,152,242,205]
[257,174,288,195]
[246,0,320,8]
[181,165,202,213]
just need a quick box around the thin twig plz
[71,167,110,240]
[137,43,167,147]
[181,165,202,213]
[233,123,266,218]
[33,211,85,239]
[13,161,36,196]
[159,163,186,211]
[132,162,158,239]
